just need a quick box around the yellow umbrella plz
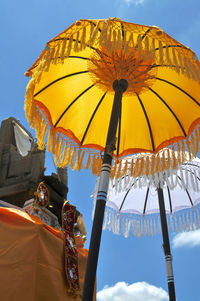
[25,18,200,301]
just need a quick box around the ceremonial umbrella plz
[93,156,200,300]
[25,18,200,300]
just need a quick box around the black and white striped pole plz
[157,186,176,301]
[82,79,128,301]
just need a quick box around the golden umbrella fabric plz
[25,18,200,178]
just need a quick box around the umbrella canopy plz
[25,18,200,177]
[93,157,200,237]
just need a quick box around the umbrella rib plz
[155,77,200,107]
[80,92,107,145]
[147,87,187,137]
[34,70,89,97]
[141,28,152,40]
[136,93,155,151]
[143,185,150,215]
[177,175,194,207]
[54,83,95,127]
[119,177,139,212]
[167,185,173,214]
[155,44,190,51]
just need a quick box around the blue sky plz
[1,0,200,300]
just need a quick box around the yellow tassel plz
[70,147,77,169]
[91,154,97,175]
[172,48,180,74]
[100,22,108,47]
[150,154,155,175]
[150,38,156,60]
[58,141,68,167]
[133,158,139,177]
[74,148,82,171]
[89,22,95,45]
[78,150,85,171]
[45,47,55,72]
[110,160,118,178]
[117,29,122,50]
[177,52,185,74]
[54,44,61,64]
[138,157,144,176]
[177,142,181,165]
[130,158,134,176]
[165,44,171,66]
[123,32,133,54]
[145,156,150,176]
[172,147,178,169]
[189,61,199,82]
[90,21,99,45]
[55,138,64,166]
[180,140,186,163]
[116,160,122,178]
[166,148,171,169]
[155,153,160,173]
[183,56,191,79]
[122,160,128,176]
[80,28,86,50]
[159,41,164,65]
[111,30,117,53]
[47,128,53,152]
[161,150,166,172]
[85,153,91,169]
[37,122,47,150]
[63,144,72,167]
[190,133,197,156]
[144,36,150,60]
[106,26,112,50]
[60,39,67,62]
[137,34,142,59]
[96,155,102,176]
[186,139,192,161]
[74,31,80,52]
[66,35,73,57]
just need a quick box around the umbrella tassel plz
[55,138,64,166]
[111,30,117,53]
[60,39,67,62]
[99,22,108,47]
[47,128,53,152]
[85,153,91,169]
[66,35,74,57]
[62,144,72,167]
[133,158,140,177]
[91,154,97,175]
[74,31,80,52]
[186,139,192,161]
[145,156,149,176]
[58,141,68,167]
[155,153,160,173]
[116,160,122,178]
[80,28,86,50]
[123,32,133,55]
[130,158,134,177]
[161,150,166,172]
[150,38,156,61]
[137,34,142,59]
[165,43,172,66]
[189,61,200,82]
[172,146,178,170]
[117,29,122,50]
[53,44,61,64]
[70,146,77,169]
[150,154,155,175]
[172,48,180,74]
[74,148,82,171]
[45,47,55,72]
[183,56,191,79]
[110,160,118,179]
[78,150,85,171]
[138,156,144,176]
[122,160,128,176]
[37,122,48,150]
[89,21,100,46]
[177,52,185,74]
[159,41,164,66]
[144,36,150,60]
[195,128,200,156]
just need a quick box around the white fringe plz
[101,205,200,238]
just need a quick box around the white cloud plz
[97,281,168,301]
[172,229,200,248]
[123,0,146,6]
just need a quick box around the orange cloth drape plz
[0,208,96,301]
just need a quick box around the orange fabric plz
[0,208,96,301]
